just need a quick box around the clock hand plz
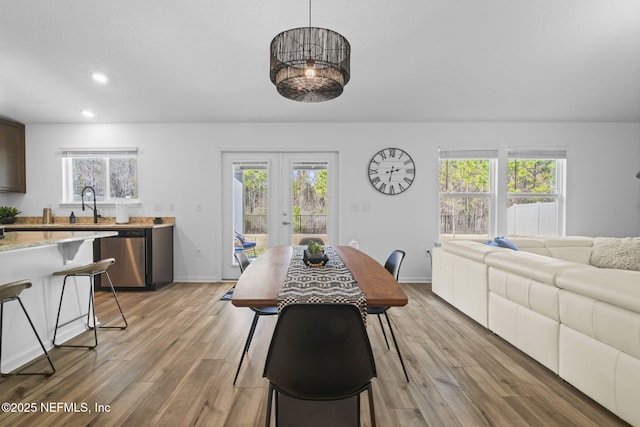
[386,166,400,182]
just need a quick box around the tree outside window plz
[62,148,138,202]
[438,148,566,239]
[507,150,566,236]
[439,158,492,238]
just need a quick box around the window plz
[62,148,138,203]
[507,149,566,236]
[439,149,497,238]
[438,147,567,240]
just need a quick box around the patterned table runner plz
[277,246,367,323]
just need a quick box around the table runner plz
[277,246,367,323]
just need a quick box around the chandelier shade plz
[270,27,350,102]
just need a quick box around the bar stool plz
[0,280,55,377]
[52,258,127,349]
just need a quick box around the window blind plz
[507,148,567,159]
[61,147,138,158]
[438,149,498,159]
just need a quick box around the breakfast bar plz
[0,230,116,373]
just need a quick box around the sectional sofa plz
[432,236,640,426]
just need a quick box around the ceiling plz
[1,0,639,124]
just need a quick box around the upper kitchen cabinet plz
[0,118,26,193]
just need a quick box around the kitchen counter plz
[5,222,174,231]
[0,229,116,372]
[4,218,175,291]
[5,216,175,231]
[0,230,117,252]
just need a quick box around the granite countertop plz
[0,230,117,252]
[3,216,175,230]
[5,223,174,230]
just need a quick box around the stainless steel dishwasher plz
[98,229,146,288]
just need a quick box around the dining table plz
[231,245,408,309]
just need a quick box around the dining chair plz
[368,249,410,382]
[263,303,377,427]
[232,251,278,385]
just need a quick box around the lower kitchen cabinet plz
[95,226,174,291]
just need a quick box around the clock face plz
[368,148,415,195]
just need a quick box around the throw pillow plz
[485,240,500,247]
[589,237,640,271]
[495,237,519,251]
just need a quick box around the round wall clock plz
[368,147,416,195]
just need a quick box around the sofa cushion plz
[557,267,640,313]
[589,237,640,271]
[441,239,504,262]
[543,237,594,248]
[486,250,586,286]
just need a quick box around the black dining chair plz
[368,250,410,382]
[232,251,278,385]
[263,303,377,427]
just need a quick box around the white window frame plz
[61,147,140,206]
[506,148,567,236]
[438,149,498,239]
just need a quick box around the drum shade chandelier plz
[270,1,351,102]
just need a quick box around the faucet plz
[81,185,100,224]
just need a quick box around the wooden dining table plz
[231,245,408,308]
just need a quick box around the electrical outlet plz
[154,202,163,211]
[196,203,203,212]
[168,202,175,211]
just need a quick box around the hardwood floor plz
[0,283,629,426]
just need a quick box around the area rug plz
[220,285,235,301]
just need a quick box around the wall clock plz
[368,147,415,195]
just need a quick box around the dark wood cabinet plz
[0,118,26,193]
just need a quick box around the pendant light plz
[269,1,351,102]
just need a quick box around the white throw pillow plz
[589,237,640,271]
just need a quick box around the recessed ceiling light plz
[91,72,109,84]
[81,110,95,118]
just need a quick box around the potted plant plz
[303,240,328,267]
[306,240,324,259]
[0,206,21,224]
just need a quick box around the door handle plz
[282,221,291,225]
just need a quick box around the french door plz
[221,151,338,279]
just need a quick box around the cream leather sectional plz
[432,236,640,426]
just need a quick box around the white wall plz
[2,122,639,283]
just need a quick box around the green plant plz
[0,206,21,217]
[307,240,323,254]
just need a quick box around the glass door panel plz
[233,161,269,257]
[289,161,329,246]
[222,151,338,279]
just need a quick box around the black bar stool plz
[52,258,127,349]
[0,280,55,377]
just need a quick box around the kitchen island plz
[0,230,116,373]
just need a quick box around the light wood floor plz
[0,283,629,426]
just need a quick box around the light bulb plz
[305,59,316,78]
